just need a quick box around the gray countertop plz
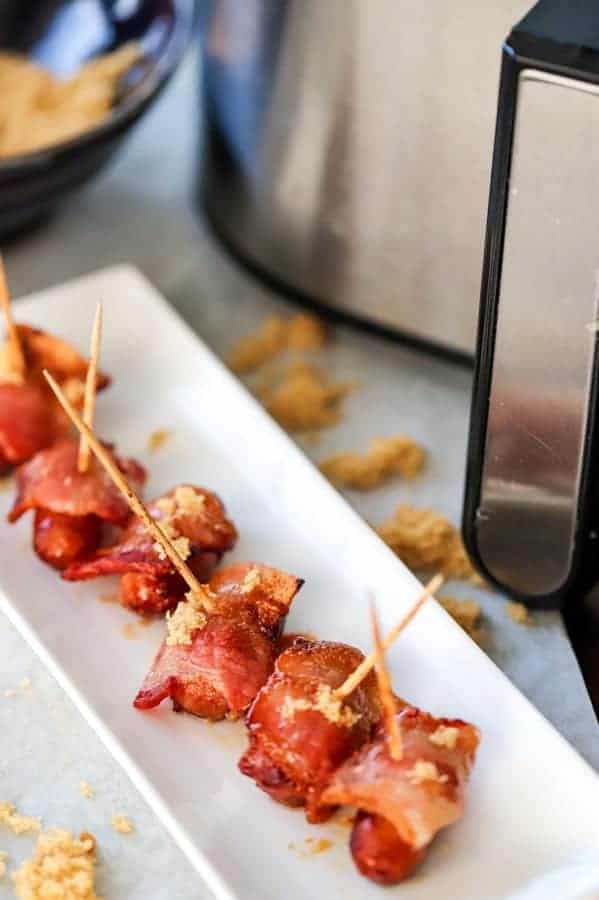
[0,53,596,900]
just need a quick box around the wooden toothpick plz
[44,368,212,608]
[78,302,103,473]
[370,600,402,760]
[335,574,444,699]
[0,256,25,382]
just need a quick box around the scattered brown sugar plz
[227,313,328,374]
[439,596,483,643]
[0,803,41,835]
[259,362,353,433]
[506,600,533,626]
[147,428,172,453]
[304,837,333,855]
[286,314,328,351]
[0,851,7,879]
[320,436,426,490]
[12,830,98,900]
[165,592,207,646]
[121,622,139,640]
[376,504,480,582]
[111,814,134,835]
[79,782,94,800]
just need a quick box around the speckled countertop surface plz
[0,53,597,900]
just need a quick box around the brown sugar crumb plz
[376,505,480,582]
[0,803,41,835]
[79,782,94,800]
[320,436,426,490]
[281,684,360,728]
[506,601,532,626]
[227,313,328,374]
[165,592,207,646]
[147,428,172,453]
[304,837,333,855]
[439,596,483,643]
[259,362,353,433]
[111,814,133,835]
[227,316,288,373]
[0,851,7,879]
[429,725,459,750]
[286,314,328,351]
[12,829,98,900]
[406,760,448,785]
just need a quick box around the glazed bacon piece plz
[238,638,382,821]
[134,562,303,719]
[8,437,146,570]
[319,706,480,884]
[0,325,110,471]
[0,324,109,471]
[62,485,238,614]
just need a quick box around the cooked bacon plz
[62,485,237,613]
[134,563,302,719]
[238,638,381,822]
[0,325,110,471]
[0,383,64,471]
[9,438,145,523]
[4,324,110,390]
[8,438,146,570]
[319,706,480,883]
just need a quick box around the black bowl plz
[0,0,197,238]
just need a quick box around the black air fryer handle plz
[463,0,599,610]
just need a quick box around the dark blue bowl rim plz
[0,0,198,174]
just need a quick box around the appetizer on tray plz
[8,304,146,569]
[41,341,480,890]
[0,261,108,471]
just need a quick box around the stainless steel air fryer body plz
[200,0,531,356]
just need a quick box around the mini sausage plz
[350,812,427,885]
[33,509,102,571]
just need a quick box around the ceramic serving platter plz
[0,265,598,900]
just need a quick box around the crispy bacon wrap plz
[238,638,382,821]
[62,485,238,614]
[8,437,146,570]
[319,706,480,884]
[0,324,109,470]
[134,562,303,719]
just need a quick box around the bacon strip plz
[62,485,237,614]
[319,706,480,881]
[9,438,145,523]
[0,325,109,470]
[238,638,381,822]
[134,563,303,719]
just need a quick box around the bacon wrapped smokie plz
[62,485,237,614]
[0,324,109,471]
[239,638,382,821]
[319,706,480,884]
[134,562,303,719]
[8,437,146,570]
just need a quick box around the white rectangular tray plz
[1,266,597,900]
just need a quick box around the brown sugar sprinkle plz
[505,600,532,626]
[227,313,328,374]
[111,814,134,834]
[376,505,480,582]
[0,802,41,835]
[147,428,172,453]
[165,591,207,646]
[304,837,333,855]
[79,781,94,799]
[320,436,426,490]
[0,851,7,879]
[259,362,353,433]
[12,829,98,900]
[439,596,483,643]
